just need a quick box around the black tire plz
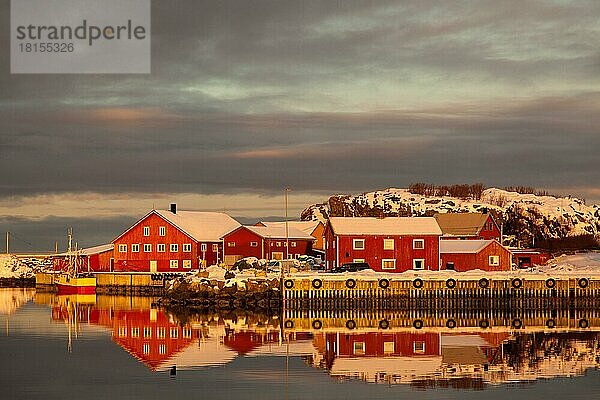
[545,278,556,288]
[378,319,390,329]
[478,278,489,288]
[446,278,456,289]
[479,319,490,329]
[346,320,356,330]
[312,320,323,330]
[413,319,424,329]
[512,318,523,329]
[446,319,457,329]
[546,319,556,329]
[578,278,589,289]
[413,278,423,289]
[284,320,294,329]
[312,279,323,289]
[284,279,294,289]
[512,278,523,289]
[578,319,589,329]
[346,278,356,289]
[379,278,390,289]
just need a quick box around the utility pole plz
[284,187,290,261]
[5,232,9,254]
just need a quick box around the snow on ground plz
[531,252,600,274]
[0,254,33,278]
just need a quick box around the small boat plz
[56,230,96,295]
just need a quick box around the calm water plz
[1,288,600,400]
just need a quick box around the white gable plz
[328,217,442,236]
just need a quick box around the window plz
[182,243,192,252]
[277,242,282,247]
[170,327,179,338]
[228,242,235,247]
[144,244,151,252]
[383,239,394,250]
[291,242,297,247]
[157,327,165,339]
[183,260,191,269]
[250,241,258,247]
[212,244,219,252]
[413,239,425,249]
[118,326,127,337]
[353,239,365,250]
[157,244,165,252]
[118,244,127,253]
[413,259,425,270]
[200,243,207,252]
[382,259,396,270]
[333,241,335,249]
[159,344,166,355]
[384,342,395,354]
[131,327,139,338]
[170,244,178,252]
[143,343,150,355]
[413,341,426,354]
[489,255,500,266]
[170,260,179,268]
[353,342,366,355]
[143,327,152,338]
[353,259,365,263]
[182,327,192,339]
[131,244,140,252]
[143,226,150,236]
[159,226,166,236]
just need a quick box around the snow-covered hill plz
[301,188,600,247]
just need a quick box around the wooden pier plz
[35,272,172,295]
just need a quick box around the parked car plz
[267,259,300,273]
[331,262,371,273]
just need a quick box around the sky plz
[1,0,599,251]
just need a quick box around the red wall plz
[52,249,113,272]
[113,212,208,272]
[327,332,440,357]
[324,224,440,272]
[477,215,502,241]
[223,226,313,260]
[441,241,512,272]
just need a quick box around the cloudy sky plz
[1,0,599,251]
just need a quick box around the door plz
[150,260,157,272]
[272,252,284,260]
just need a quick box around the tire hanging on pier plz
[578,319,589,329]
[413,319,424,329]
[479,319,490,329]
[478,278,489,288]
[378,319,390,329]
[312,320,323,330]
[346,320,356,330]
[546,319,556,329]
[284,320,294,329]
[284,279,294,289]
[412,278,423,289]
[345,278,356,289]
[545,278,556,288]
[446,319,457,329]
[378,278,390,289]
[511,278,523,289]
[512,318,523,329]
[578,278,589,288]
[445,278,456,289]
[312,279,323,289]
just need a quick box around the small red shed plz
[324,217,442,272]
[510,248,552,268]
[52,244,114,272]
[440,239,512,272]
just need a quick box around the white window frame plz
[143,327,152,338]
[413,259,425,270]
[291,241,297,247]
[182,327,192,339]
[353,239,365,250]
[277,242,282,247]
[159,344,166,355]
[413,341,426,354]
[131,327,139,338]
[157,327,165,339]
[157,243,165,252]
[182,259,191,269]
[118,244,127,253]
[353,258,365,263]
[228,242,235,247]
[131,244,140,253]
[382,259,396,270]
[159,226,166,236]
[170,327,179,338]
[250,241,258,247]
[200,243,207,252]
[413,239,425,249]
[383,341,395,354]
[143,244,151,252]
[489,255,500,266]
[143,343,150,355]
[170,244,178,252]
[182,243,192,252]
[143,226,150,237]
[212,244,219,252]
[353,341,366,355]
[170,259,179,269]
[383,238,394,250]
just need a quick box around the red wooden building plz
[434,212,501,241]
[222,225,314,263]
[52,244,114,272]
[324,217,442,272]
[510,248,552,268]
[112,205,240,273]
[440,239,512,272]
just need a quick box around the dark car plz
[330,262,371,273]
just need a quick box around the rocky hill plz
[301,188,600,248]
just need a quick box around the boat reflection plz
[34,292,600,387]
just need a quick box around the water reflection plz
[10,289,600,389]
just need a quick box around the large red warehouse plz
[434,212,501,241]
[222,225,314,264]
[112,205,240,273]
[324,217,442,272]
[440,239,512,272]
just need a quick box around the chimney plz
[482,207,488,214]
[170,203,177,214]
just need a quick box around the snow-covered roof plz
[153,210,241,242]
[434,213,491,236]
[259,221,321,235]
[330,356,443,382]
[440,240,495,254]
[55,243,114,257]
[243,225,315,240]
[328,217,442,236]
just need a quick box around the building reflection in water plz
[35,292,600,387]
